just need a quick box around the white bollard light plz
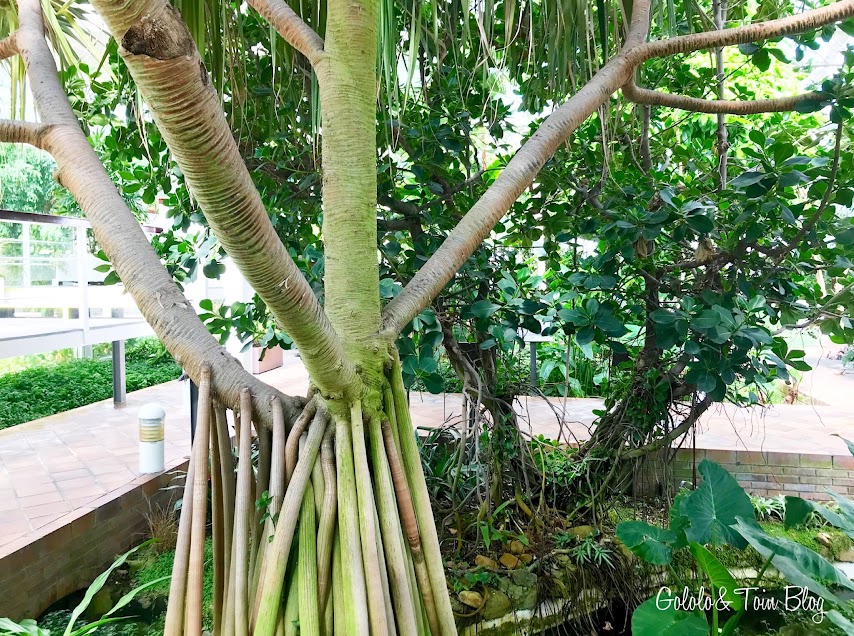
[139,402,166,474]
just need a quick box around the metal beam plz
[112,339,126,405]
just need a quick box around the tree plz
[2,0,853,634]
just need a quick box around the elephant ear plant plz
[0,542,168,636]
[618,459,854,635]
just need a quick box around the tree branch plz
[0,119,49,146]
[90,0,358,398]
[637,0,854,62]
[623,77,825,114]
[0,33,17,60]
[247,0,325,65]
[381,0,854,337]
[9,0,304,427]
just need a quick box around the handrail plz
[0,208,163,234]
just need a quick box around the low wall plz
[638,448,854,501]
[0,461,187,621]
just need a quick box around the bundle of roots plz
[164,360,457,636]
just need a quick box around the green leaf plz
[616,521,676,565]
[686,214,714,234]
[692,310,721,331]
[784,495,854,539]
[731,171,766,188]
[695,372,717,394]
[650,309,679,325]
[733,518,854,602]
[833,434,854,457]
[631,596,710,636]
[422,373,445,394]
[688,542,744,612]
[680,460,753,548]
[827,610,854,633]
[468,300,500,319]
[669,490,691,549]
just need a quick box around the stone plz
[510,568,537,588]
[458,590,484,609]
[497,571,538,611]
[499,553,520,569]
[838,549,854,562]
[509,539,525,554]
[568,525,595,539]
[475,555,498,569]
[482,588,512,620]
[816,532,833,548]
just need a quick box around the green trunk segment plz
[318,0,382,380]
[299,481,320,635]
[390,354,459,636]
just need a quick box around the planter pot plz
[252,345,284,374]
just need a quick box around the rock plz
[838,549,854,562]
[509,539,525,555]
[474,555,498,569]
[497,571,538,611]
[816,532,833,548]
[482,588,512,620]
[499,553,520,569]
[458,590,484,609]
[519,553,533,564]
[510,568,537,588]
[568,525,595,539]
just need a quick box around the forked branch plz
[90,0,358,398]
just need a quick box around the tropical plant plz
[0,542,169,636]
[620,458,854,635]
[3,0,854,634]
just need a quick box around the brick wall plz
[638,448,854,501]
[0,461,188,622]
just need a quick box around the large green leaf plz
[688,542,744,612]
[616,521,676,565]
[680,460,753,548]
[784,495,854,539]
[733,518,854,603]
[631,595,710,636]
